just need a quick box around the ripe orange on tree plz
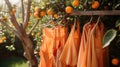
[112,58,119,65]
[2,36,6,40]
[65,6,73,14]
[0,39,3,44]
[34,12,39,18]
[72,0,80,7]
[40,10,46,17]
[2,16,7,22]
[47,8,53,15]
[91,1,100,9]
[53,14,59,19]
[35,7,40,12]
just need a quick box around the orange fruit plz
[54,14,59,19]
[2,36,6,40]
[0,39,3,44]
[72,0,79,7]
[35,7,40,12]
[65,6,73,13]
[91,1,100,9]
[40,11,46,17]
[112,58,119,65]
[47,8,53,15]
[2,16,7,21]
[34,12,39,18]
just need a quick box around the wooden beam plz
[71,10,120,16]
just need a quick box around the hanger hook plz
[90,16,93,24]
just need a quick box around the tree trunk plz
[20,35,38,67]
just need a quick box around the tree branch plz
[23,0,31,29]
[20,23,27,37]
[0,20,18,37]
[21,0,25,22]
[4,0,20,31]
[0,20,24,41]
[28,19,40,35]
[4,0,12,10]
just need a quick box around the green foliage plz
[103,29,117,48]
[0,56,28,67]
[0,25,15,53]
[6,45,15,51]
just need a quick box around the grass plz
[0,56,28,67]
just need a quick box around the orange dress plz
[77,21,105,67]
[59,19,81,67]
[39,28,56,67]
[39,25,69,67]
[55,26,68,67]
[77,22,92,67]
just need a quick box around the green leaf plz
[82,0,87,4]
[116,19,120,27]
[103,29,117,48]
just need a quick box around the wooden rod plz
[71,10,120,16]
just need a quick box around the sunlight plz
[0,0,19,5]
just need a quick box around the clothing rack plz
[71,10,120,16]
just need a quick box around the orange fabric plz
[77,22,92,67]
[77,21,105,67]
[39,19,108,67]
[55,26,68,50]
[39,28,56,67]
[40,28,55,59]
[59,20,81,66]
[39,26,69,67]
[93,22,104,67]
[55,26,68,67]
[74,20,81,53]
[39,51,53,67]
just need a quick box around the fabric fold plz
[77,20,106,67]
[59,19,81,66]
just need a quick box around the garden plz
[0,0,120,67]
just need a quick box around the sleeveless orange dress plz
[77,21,105,67]
[59,19,81,67]
[39,25,69,67]
[39,28,56,67]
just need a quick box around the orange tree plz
[0,0,58,67]
[0,0,42,67]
